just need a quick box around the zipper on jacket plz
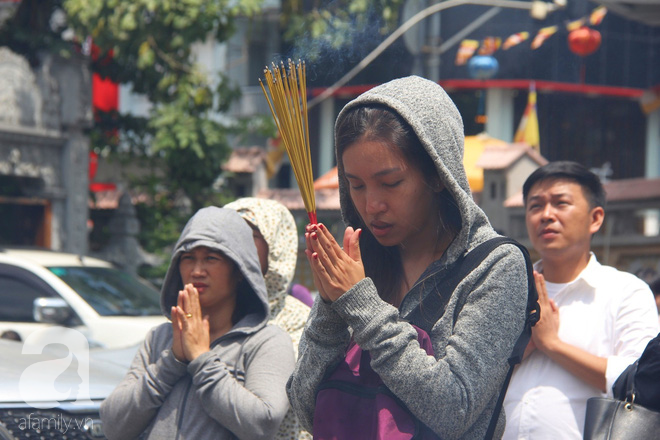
[170,333,251,439]
[399,265,446,313]
[176,380,193,439]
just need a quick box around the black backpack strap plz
[405,237,516,332]
[485,238,540,440]
[405,237,538,329]
[403,236,540,439]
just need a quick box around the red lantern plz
[568,27,601,57]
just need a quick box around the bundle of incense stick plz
[259,59,317,224]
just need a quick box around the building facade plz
[0,47,91,254]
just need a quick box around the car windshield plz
[48,266,162,316]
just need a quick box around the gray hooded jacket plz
[100,207,295,440]
[286,76,528,439]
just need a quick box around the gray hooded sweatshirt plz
[286,76,528,439]
[100,207,295,440]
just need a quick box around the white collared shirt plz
[503,253,660,440]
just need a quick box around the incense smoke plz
[272,4,391,83]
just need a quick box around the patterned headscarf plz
[224,198,303,318]
[225,198,313,440]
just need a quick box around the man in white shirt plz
[503,161,659,439]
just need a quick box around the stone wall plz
[0,47,92,254]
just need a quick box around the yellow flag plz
[531,26,558,50]
[514,83,540,151]
[265,135,286,179]
[590,6,608,25]
[455,39,480,65]
[567,18,586,32]
[478,37,502,56]
[502,32,529,50]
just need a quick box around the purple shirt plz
[290,284,314,307]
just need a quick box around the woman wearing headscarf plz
[225,197,312,440]
[287,76,529,439]
[100,207,295,440]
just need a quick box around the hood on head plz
[160,207,269,328]
[224,198,298,312]
[334,76,493,261]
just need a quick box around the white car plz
[0,338,127,440]
[0,248,166,349]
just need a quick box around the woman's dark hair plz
[336,105,461,303]
[218,254,260,324]
[233,278,261,324]
[522,161,606,209]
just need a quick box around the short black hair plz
[650,276,660,296]
[523,161,606,209]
